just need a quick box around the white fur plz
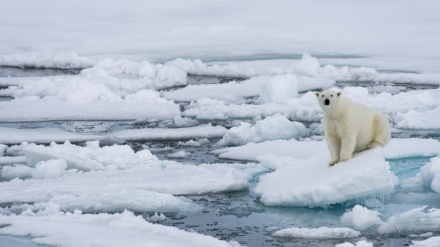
[315,90,391,166]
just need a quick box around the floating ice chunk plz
[173,115,200,127]
[163,75,333,102]
[0,144,6,156]
[395,106,440,129]
[216,115,308,147]
[410,232,433,238]
[378,206,440,234]
[340,205,383,230]
[254,148,397,207]
[109,124,226,141]
[0,100,180,122]
[0,156,27,165]
[124,89,173,104]
[258,74,298,104]
[0,53,94,69]
[215,138,440,162]
[1,165,33,179]
[213,140,327,161]
[23,141,158,171]
[0,127,99,145]
[178,140,202,147]
[420,157,440,193]
[0,211,241,247]
[411,236,440,247]
[32,159,67,179]
[289,54,320,77]
[382,138,440,159]
[272,226,360,239]
[168,151,189,159]
[45,191,195,213]
[149,212,167,222]
[335,240,373,247]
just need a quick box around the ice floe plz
[420,157,440,193]
[0,100,180,122]
[215,138,440,162]
[254,148,397,207]
[0,127,99,145]
[272,226,361,239]
[163,74,334,102]
[0,141,267,213]
[0,211,241,247]
[378,206,440,235]
[335,241,373,247]
[109,124,226,141]
[216,114,308,147]
[411,236,440,247]
[340,205,383,230]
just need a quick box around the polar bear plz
[315,90,391,166]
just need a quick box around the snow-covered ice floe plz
[0,125,225,145]
[340,205,383,231]
[215,138,440,162]
[0,141,267,213]
[109,124,226,141]
[410,237,440,247]
[254,148,397,207]
[420,157,440,193]
[0,211,241,247]
[0,100,179,122]
[335,240,373,247]
[0,127,100,145]
[215,114,308,147]
[272,226,360,239]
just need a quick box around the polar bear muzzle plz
[324,99,330,105]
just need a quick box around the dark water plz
[0,69,439,247]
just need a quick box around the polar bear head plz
[315,90,342,113]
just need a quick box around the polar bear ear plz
[337,92,341,97]
[315,92,320,97]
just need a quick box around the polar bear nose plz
[324,99,330,105]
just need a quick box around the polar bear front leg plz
[339,135,356,162]
[326,134,340,166]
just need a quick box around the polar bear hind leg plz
[367,113,391,149]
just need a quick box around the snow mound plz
[254,148,397,207]
[272,226,360,239]
[0,211,241,247]
[23,141,158,171]
[340,205,383,230]
[378,206,440,235]
[395,106,440,129]
[216,115,308,146]
[383,138,440,159]
[420,157,440,193]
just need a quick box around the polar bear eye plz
[322,95,324,97]
[331,95,333,97]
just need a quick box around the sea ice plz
[216,114,308,146]
[0,211,241,247]
[215,138,440,162]
[378,206,440,235]
[420,157,440,193]
[163,74,333,102]
[168,151,189,159]
[109,124,226,141]
[0,127,99,145]
[272,226,361,239]
[411,236,440,247]
[340,205,383,230]
[254,148,397,207]
[335,240,373,247]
